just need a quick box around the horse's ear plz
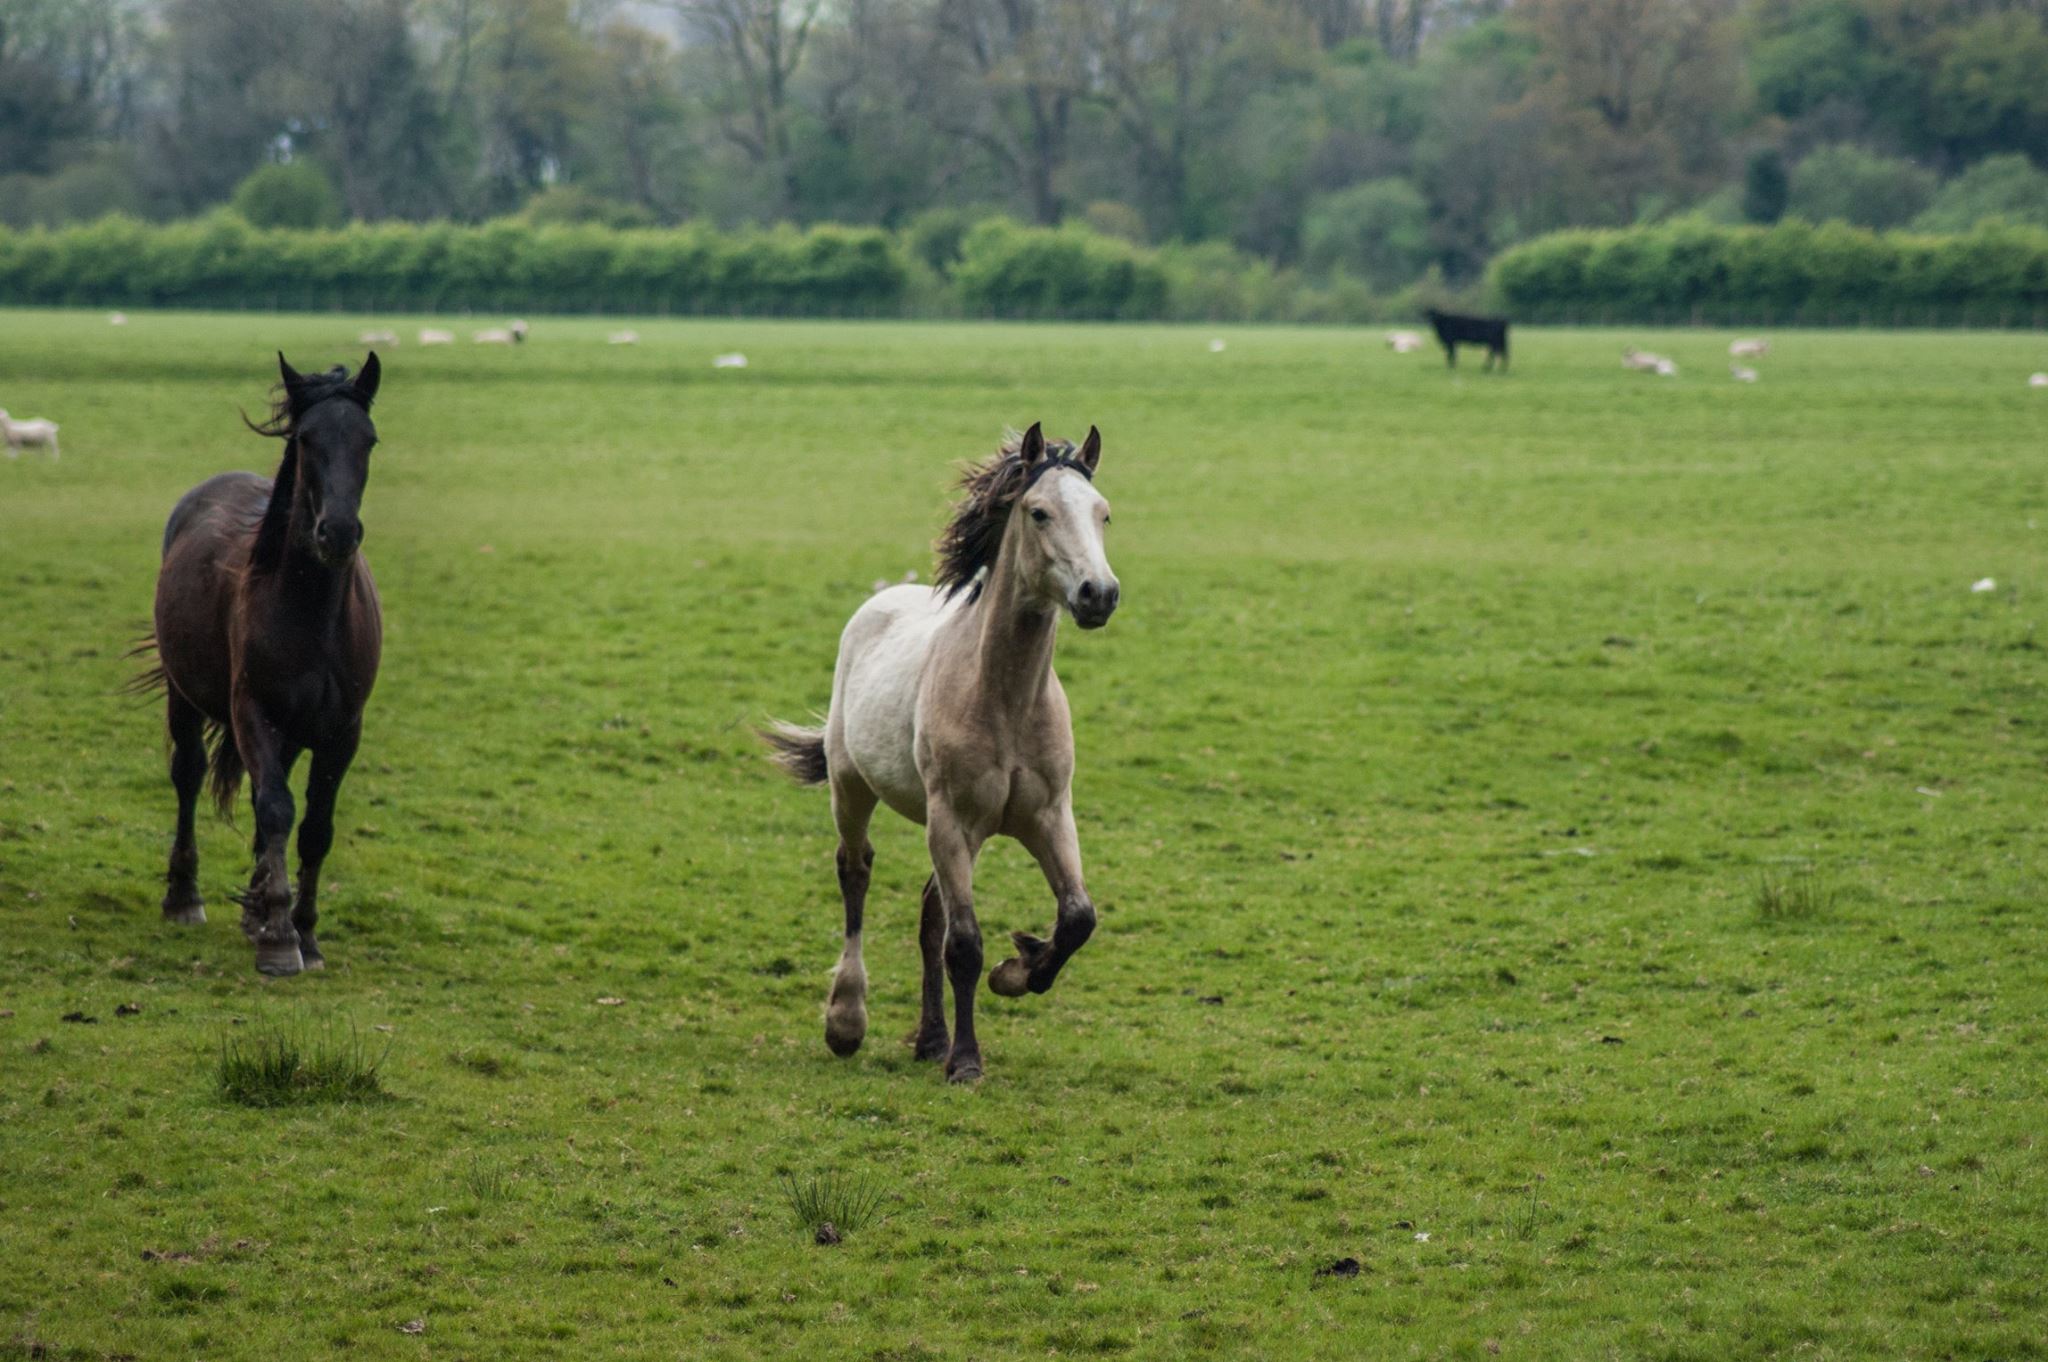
[1077,425,1101,474]
[1019,422,1045,466]
[277,351,306,393]
[355,351,381,407]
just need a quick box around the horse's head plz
[277,351,381,567]
[1012,422,1118,630]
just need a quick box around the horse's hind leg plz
[991,803,1096,998]
[161,693,207,924]
[909,875,948,1061]
[824,773,878,1057]
[291,733,359,971]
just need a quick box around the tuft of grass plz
[463,1155,513,1203]
[779,1171,883,1241]
[1755,869,1835,922]
[217,1019,390,1107]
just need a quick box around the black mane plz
[933,430,1090,603]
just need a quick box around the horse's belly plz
[833,586,947,823]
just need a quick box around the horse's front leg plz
[292,731,359,971]
[926,809,987,1083]
[990,802,1096,998]
[233,699,304,977]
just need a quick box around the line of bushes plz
[0,215,909,316]
[1491,219,2048,326]
[0,212,1461,324]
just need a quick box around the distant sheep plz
[2030,373,2047,388]
[608,330,640,345]
[1731,364,1758,382]
[359,329,400,346]
[1385,330,1425,353]
[1621,347,1662,372]
[712,352,748,369]
[418,329,455,345]
[0,408,61,460]
[1730,338,1769,359]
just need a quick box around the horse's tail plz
[759,719,828,786]
[206,721,245,815]
[122,633,168,699]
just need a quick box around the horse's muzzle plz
[1072,578,1119,630]
[314,516,364,564]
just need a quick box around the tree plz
[1928,11,2048,164]
[1914,153,2048,232]
[1742,149,1788,224]
[1786,144,1936,230]
[670,0,823,218]
[231,161,344,228]
[1301,177,1431,286]
[930,0,1092,225]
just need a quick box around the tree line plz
[4,0,2048,298]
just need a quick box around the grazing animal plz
[1731,364,1759,383]
[134,353,384,976]
[359,329,399,346]
[418,329,455,346]
[109,312,129,326]
[2029,373,2047,388]
[473,327,516,344]
[0,408,61,460]
[608,330,640,345]
[1208,338,1227,353]
[1385,329,1425,353]
[1424,308,1509,371]
[1621,347,1660,372]
[1655,358,1679,377]
[1730,338,1769,359]
[713,352,748,369]
[764,423,1120,1083]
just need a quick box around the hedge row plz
[0,212,1448,323]
[0,215,909,315]
[1491,219,2048,326]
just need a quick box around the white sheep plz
[1731,364,1758,383]
[608,330,640,345]
[418,328,455,345]
[359,329,399,346]
[1729,338,1769,358]
[0,408,62,460]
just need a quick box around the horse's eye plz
[1030,508,1049,524]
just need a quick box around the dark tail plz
[125,632,245,816]
[205,722,246,815]
[760,720,829,786]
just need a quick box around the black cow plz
[1425,308,1509,372]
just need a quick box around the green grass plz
[216,1016,389,1107]
[1,309,2045,1359]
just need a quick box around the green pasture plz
[1,311,2044,1359]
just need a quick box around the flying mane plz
[933,429,1090,602]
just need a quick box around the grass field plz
[2,309,2045,1360]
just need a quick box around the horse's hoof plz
[944,1051,983,1084]
[824,1017,864,1057]
[254,940,305,977]
[299,951,326,971]
[908,1026,950,1062]
[161,900,206,926]
[987,957,1031,997]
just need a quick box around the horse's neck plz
[968,546,1058,709]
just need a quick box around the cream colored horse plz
[766,424,1119,1082]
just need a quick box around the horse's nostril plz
[1079,581,1097,600]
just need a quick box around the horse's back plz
[831,584,956,821]
[163,472,269,558]
[153,473,268,719]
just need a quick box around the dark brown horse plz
[137,352,383,976]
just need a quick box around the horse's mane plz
[243,365,367,574]
[933,429,1088,603]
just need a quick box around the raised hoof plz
[908,1026,950,1062]
[987,957,1031,997]
[298,932,325,970]
[254,939,305,977]
[944,1049,983,1084]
